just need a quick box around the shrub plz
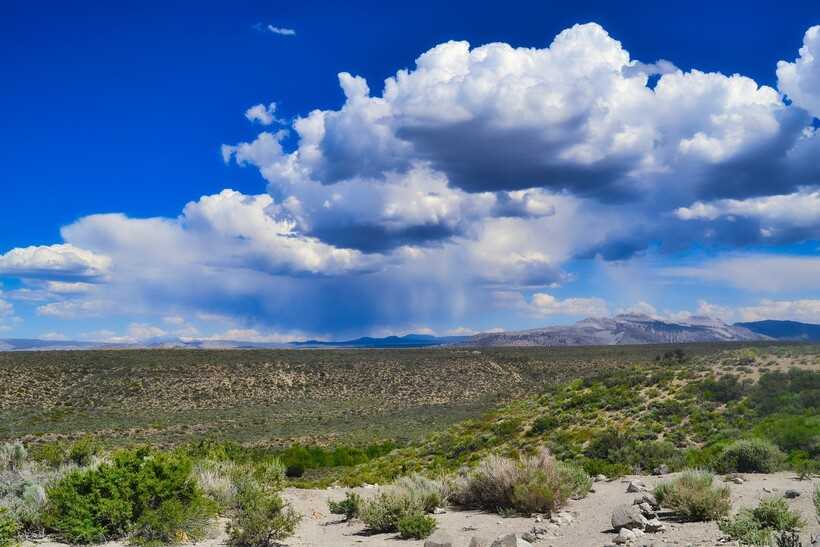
[328,492,361,521]
[813,485,819,521]
[44,447,216,544]
[719,497,805,545]
[359,490,424,533]
[397,512,436,539]
[452,449,590,514]
[392,474,450,513]
[285,463,304,478]
[0,508,18,547]
[654,469,730,521]
[193,460,238,509]
[227,478,300,547]
[67,437,101,467]
[0,443,27,472]
[714,439,785,473]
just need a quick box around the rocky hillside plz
[464,313,768,347]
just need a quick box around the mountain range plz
[1,316,818,351]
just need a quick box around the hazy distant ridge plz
[2,316,818,351]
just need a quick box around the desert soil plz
[23,472,819,547]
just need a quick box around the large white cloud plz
[2,23,820,336]
[0,244,110,280]
[778,25,820,118]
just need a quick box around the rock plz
[521,532,537,543]
[626,480,649,493]
[491,533,533,547]
[550,510,575,526]
[424,531,455,547]
[612,503,648,531]
[595,474,608,482]
[468,536,492,547]
[763,487,773,493]
[614,528,637,544]
[784,489,801,499]
[645,518,666,532]
[533,514,543,523]
[433,506,447,514]
[633,493,660,510]
[727,475,744,484]
[653,464,670,475]
[637,502,656,518]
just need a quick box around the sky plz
[1,0,819,342]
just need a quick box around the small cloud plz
[245,103,283,126]
[267,25,296,36]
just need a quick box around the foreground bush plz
[44,447,216,544]
[359,489,424,533]
[227,478,300,547]
[397,512,436,539]
[328,492,361,521]
[0,508,18,547]
[714,439,785,474]
[452,449,590,514]
[719,497,805,545]
[358,474,449,533]
[654,470,730,521]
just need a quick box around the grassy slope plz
[319,345,820,486]
[0,344,743,447]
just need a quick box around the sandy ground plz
[23,473,820,547]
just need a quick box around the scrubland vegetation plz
[0,343,817,544]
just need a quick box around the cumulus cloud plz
[245,103,283,125]
[3,23,820,336]
[777,26,820,118]
[494,290,608,317]
[675,187,820,241]
[0,244,110,280]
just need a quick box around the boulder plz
[491,533,533,547]
[432,506,447,514]
[784,489,801,499]
[626,479,649,493]
[595,474,608,482]
[637,501,656,518]
[652,464,670,475]
[645,518,666,532]
[633,493,660,510]
[424,531,454,547]
[614,527,636,544]
[611,503,648,531]
[467,536,492,547]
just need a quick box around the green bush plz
[67,436,101,467]
[328,492,361,521]
[44,447,216,544]
[714,439,785,473]
[0,508,19,547]
[654,470,730,521]
[359,490,424,533]
[719,497,805,545]
[227,478,300,546]
[452,449,590,514]
[397,512,436,539]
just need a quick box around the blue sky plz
[1,0,819,341]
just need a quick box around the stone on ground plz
[490,532,533,547]
[611,503,648,531]
[424,530,454,547]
